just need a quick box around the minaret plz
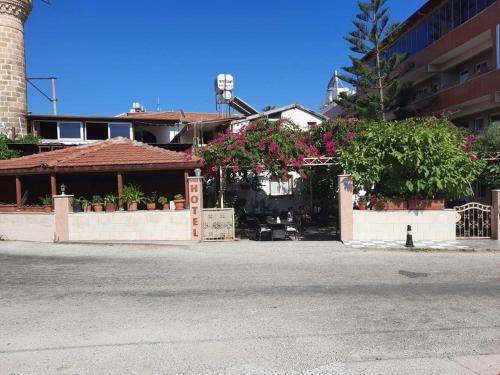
[0,0,32,136]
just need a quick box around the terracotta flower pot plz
[93,204,104,213]
[105,203,116,212]
[20,206,47,213]
[386,198,407,210]
[84,205,92,213]
[358,202,367,210]
[428,199,445,210]
[0,205,17,212]
[370,196,386,211]
[174,200,186,210]
[127,202,138,211]
[408,199,445,210]
[146,202,156,211]
[43,205,52,213]
[162,203,170,210]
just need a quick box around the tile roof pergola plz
[0,137,202,175]
[0,138,203,209]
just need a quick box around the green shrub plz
[339,117,485,200]
[476,124,500,189]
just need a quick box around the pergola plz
[0,137,203,209]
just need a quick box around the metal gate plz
[202,208,235,241]
[454,202,492,238]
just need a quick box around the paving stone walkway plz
[343,239,500,250]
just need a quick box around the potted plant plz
[79,197,92,213]
[158,196,169,210]
[72,197,83,213]
[122,183,145,211]
[370,194,386,211]
[145,191,158,211]
[39,195,53,213]
[92,195,104,212]
[408,195,445,210]
[357,196,367,210]
[173,194,186,210]
[104,194,117,212]
[386,197,407,210]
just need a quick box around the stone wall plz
[0,212,55,242]
[353,210,457,241]
[0,0,32,135]
[68,210,192,242]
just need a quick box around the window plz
[381,0,498,62]
[269,176,293,196]
[473,118,485,132]
[491,114,500,126]
[497,24,500,69]
[37,121,57,140]
[58,122,82,140]
[432,82,440,93]
[134,130,157,143]
[109,123,132,139]
[308,122,317,128]
[85,123,108,140]
[459,70,469,84]
[475,61,488,75]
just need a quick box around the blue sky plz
[25,0,426,116]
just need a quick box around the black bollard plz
[405,225,414,248]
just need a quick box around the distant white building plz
[320,71,355,118]
[231,103,327,132]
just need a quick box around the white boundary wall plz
[68,210,191,242]
[0,213,55,242]
[353,210,457,241]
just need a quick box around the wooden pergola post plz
[117,172,124,210]
[184,169,189,206]
[15,175,21,209]
[50,174,57,209]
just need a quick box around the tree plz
[336,0,407,121]
[262,105,276,112]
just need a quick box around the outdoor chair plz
[286,223,299,240]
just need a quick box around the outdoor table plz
[266,219,287,240]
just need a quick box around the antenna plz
[157,96,161,112]
[40,0,52,4]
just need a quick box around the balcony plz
[413,68,500,117]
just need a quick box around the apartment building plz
[363,0,500,131]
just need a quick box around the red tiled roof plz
[0,138,202,175]
[123,111,241,123]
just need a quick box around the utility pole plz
[51,77,58,115]
[27,76,58,115]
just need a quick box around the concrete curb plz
[57,241,194,249]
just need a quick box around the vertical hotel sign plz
[188,177,203,240]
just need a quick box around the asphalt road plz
[0,241,499,374]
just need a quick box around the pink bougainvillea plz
[196,119,318,178]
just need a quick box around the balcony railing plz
[414,66,496,103]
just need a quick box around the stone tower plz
[0,0,32,136]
